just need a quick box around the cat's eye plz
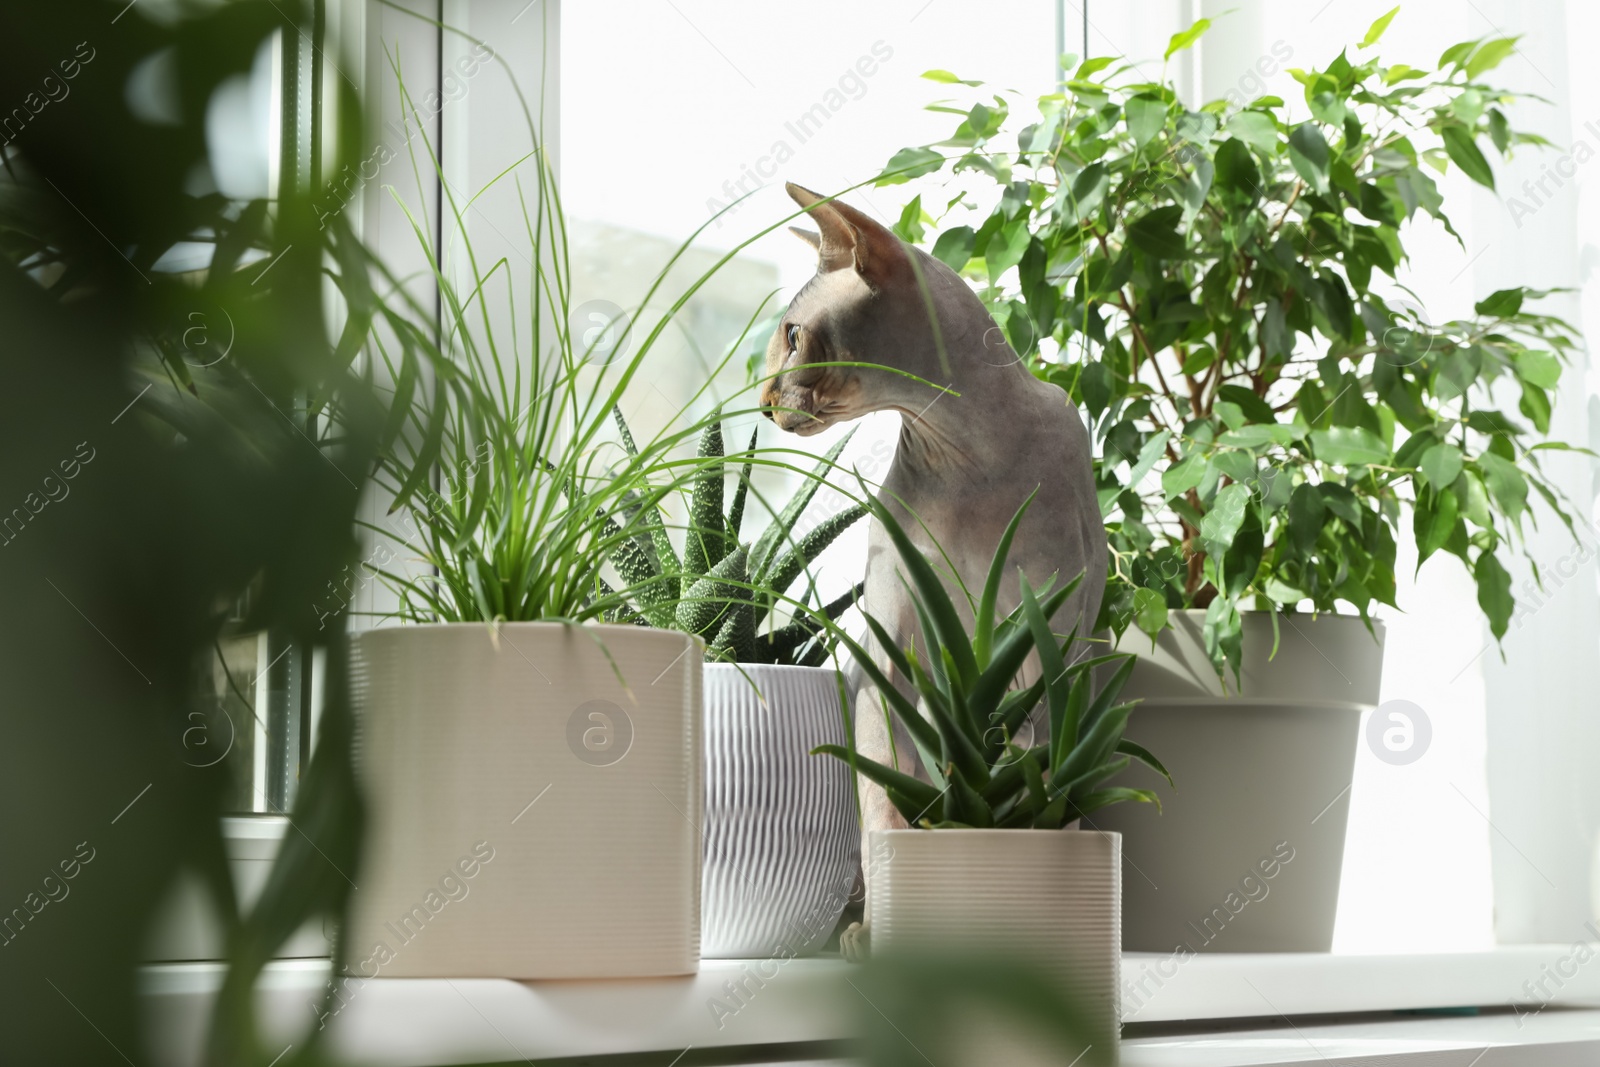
[786,324,799,352]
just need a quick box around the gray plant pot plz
[701,663,858,959]
[1094,610,1384,953]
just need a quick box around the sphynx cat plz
[760,184,1107,958]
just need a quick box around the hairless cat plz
[760,184,1107,957]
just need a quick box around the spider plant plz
[816,493,1171,829]
[607,408,865,664]
[351,69,788,627]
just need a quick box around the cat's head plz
[760,183,979,435]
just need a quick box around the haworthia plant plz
[608,408,867,665]
[815,492,1170,829]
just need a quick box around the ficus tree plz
[878,8,1584,676]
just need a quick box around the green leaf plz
[922,68,984,86]
[1459,471,1492,526]
[1475,287,1523,317]
[1116,737,1174,788]
[1288,123,1331,193]
[1360,5,1400,48]
[1311,426,1389,467]
[1477,452,1528,522]
[675,545,749,639]
[1126,93,1168,149]
[1441,126,1495,189]
[1226,111,1278,154]
[1217,385,1276,424]
[1214,138,1260,192]
[1475,549,1514,640]
[1415,487,1459,565]
[726,425,758,541]
[1132,587,1167,640]
[1176,110,1218,145]
[1515,349,1561,388]
[1439,40,1478,71]
[1419,443,1464,490]
[867,495,981,688]
[682,419,728,580]
[986,220,1032,279]
[1075,56,1117,79]
[1126,204,1186,259]
[1162,451,1206,500]
[765,504,868,599]
[930,225,976,271]
[1487,108,1511,153]
[973,492,1035,665]
[1465,37,1519,79]
[1289,482,1325,555]
[1080,360,1113,420]
[881,146,945,185]
[1200,483,1252,554]
[1126,430,1172,492]
[893,195,927,243]
[1019,576,1074,775]
[750,428,857,580]
[811,745,945,818]
[1071,787,1161,819]
[1219,424,1298,449]
[1165,17,1212,60]
[1318,482,1363,525]
[1070,162,1110,220]
[1519,381,1551,434]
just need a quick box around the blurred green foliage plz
[0,2,378,1064]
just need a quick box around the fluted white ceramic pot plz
[701,663,858,958]
[349,623,702,978]
[870,828,1121,1054]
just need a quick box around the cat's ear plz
[786,183,907,290]
[788,226,821,250]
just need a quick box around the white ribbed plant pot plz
[870,828,1121,1052]
[349,623,702,979]
[701,663,858,958]
[1095,609,1384,953]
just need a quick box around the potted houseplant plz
[878,15,1583,950]
[607,410,866,958]
[817,494,1167,1057]
[344,131,739,979]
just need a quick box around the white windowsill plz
[140,948,1600,1067]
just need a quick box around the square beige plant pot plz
[869,827,1122,1056]
[348,622,702,979]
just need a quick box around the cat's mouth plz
[763,376,862,434]
[763,380,825,433]
[769,400,834,435]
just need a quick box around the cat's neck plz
[890,349,1048,484]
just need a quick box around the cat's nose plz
[761,405,774,421]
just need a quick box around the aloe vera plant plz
[816,494,1170,829]
[607,409,867,665]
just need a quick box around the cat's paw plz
[839,921,870,963]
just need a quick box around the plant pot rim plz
[871,827,1121,839]
[703,661,841,674]
[355,620,705,641]
[1163,607,1386,634]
